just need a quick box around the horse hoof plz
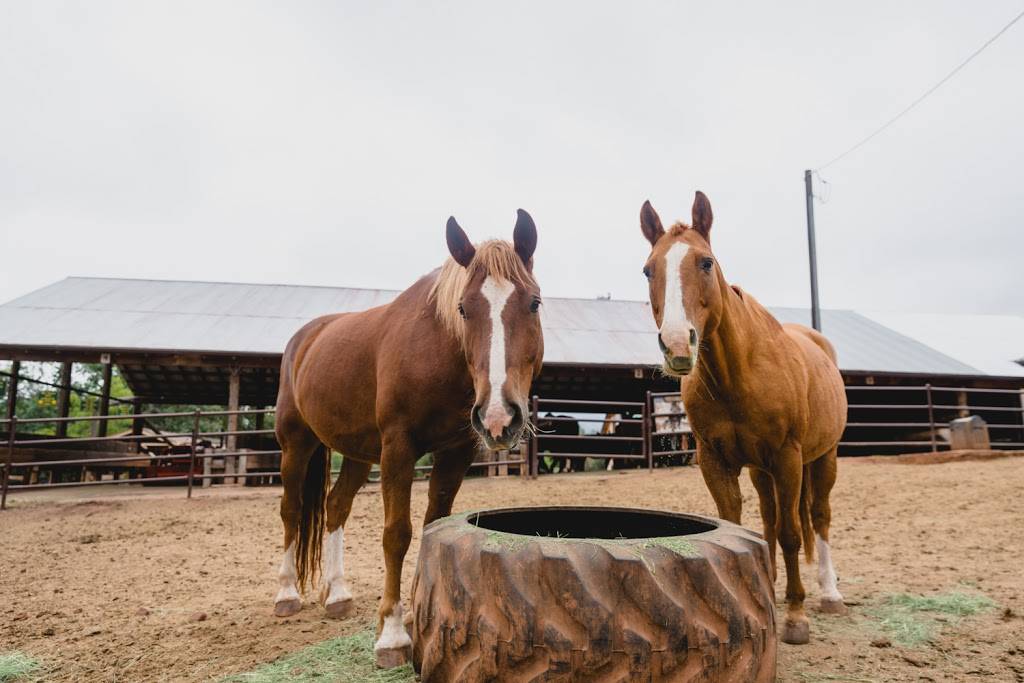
[375,645,412,669]
[781,618,810,645]
[820,598,848,615]
[324,598,354,619]
[273,598,301,618]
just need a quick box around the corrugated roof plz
[0,276,985,376]
[859,311,1024,378]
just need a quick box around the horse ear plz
[446,216,476,268]
[513,209,537,266]
[640,200,665,247]
[691,191,713,243]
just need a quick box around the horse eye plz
[643,265,652,280]
[700,257,713,272]
[530,298,541,313]
[457,302,466,318]
[689,329,697,345]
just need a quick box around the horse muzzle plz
[472,401,526,450]
[658,334,694,376]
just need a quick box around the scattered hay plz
[866,591,996,646]
[0,652,40,683]
[636,536,699,558]
[482,530,529,552]
[220,630,414,683]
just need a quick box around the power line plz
[817,6,1024,171]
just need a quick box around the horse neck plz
[693,272,763,392]
[398,272,470,369]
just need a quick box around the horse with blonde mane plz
[273,211,543,667]
[638,191,848,645]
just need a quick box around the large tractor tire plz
[411,506,776,682]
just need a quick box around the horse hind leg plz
[274,426,326,618]
[320,455,373,619]
[809,447,847,615]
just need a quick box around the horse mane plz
[429,240,535,342]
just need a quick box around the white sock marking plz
[275,541,300,605]
[374,603,412,651]
[321,527,351,606]
[480,276,515,433]
[660,242,693,353]
[816,533,843,603]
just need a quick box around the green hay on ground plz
[220,630,414,683]
[637,536,699,558]
[0,652,40,683]
[866,591,996,647]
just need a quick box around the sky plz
[2,1,1022,315]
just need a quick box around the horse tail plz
[800,463,815,564]
[295,443,331,592]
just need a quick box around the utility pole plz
[804,170,822,332]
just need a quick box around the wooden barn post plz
[55,361,72,438]
[95,360,113,437]
[130,398,143,453]
[226,367,241,485]
[4,360,19,423]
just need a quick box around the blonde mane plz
[429,240,535,342]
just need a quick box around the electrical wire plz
[817,6,1024,171]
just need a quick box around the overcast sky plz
[2,1,1022,315]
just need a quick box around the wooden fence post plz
[2,416,17,510]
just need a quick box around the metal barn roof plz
[0,276,988,376]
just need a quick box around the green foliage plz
[866,591,996,646]
[220,630,414,683]
[0,651,40,682]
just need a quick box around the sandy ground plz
[2,458,1024,682]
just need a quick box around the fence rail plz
[3,382,1021,507]
[0,406,529,508]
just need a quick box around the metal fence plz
[0,407,529,509]
[843,383,1024,453]
[3,383,1022,507]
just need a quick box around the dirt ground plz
[2,457,1023,682]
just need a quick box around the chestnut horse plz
[638,191,847,645]
[274,211,543,667]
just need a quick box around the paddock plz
[2,454,1022,682]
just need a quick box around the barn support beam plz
[226,368,243,485]
[55,362,73,438]
[95,361,113,437]
[131,398,144,453]
[5,360,20,423]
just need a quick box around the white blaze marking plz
[275,541,300,605]
[481,276,515,433]
[321,527,352,607]
[374,603,413,651]
[816,534,844,603]
[660,242,692,353]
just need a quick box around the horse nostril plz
[657,334,669,354]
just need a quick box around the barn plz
[1,276,1022,493]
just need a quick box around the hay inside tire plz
[411,506,776,682]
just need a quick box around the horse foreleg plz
[375,435,417,668]
[424,443,476,525]
[748,468,778,582]
[775,449,810,644]
[697,448,742,524]
[809,447,846,614]
[321,456,372,619]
